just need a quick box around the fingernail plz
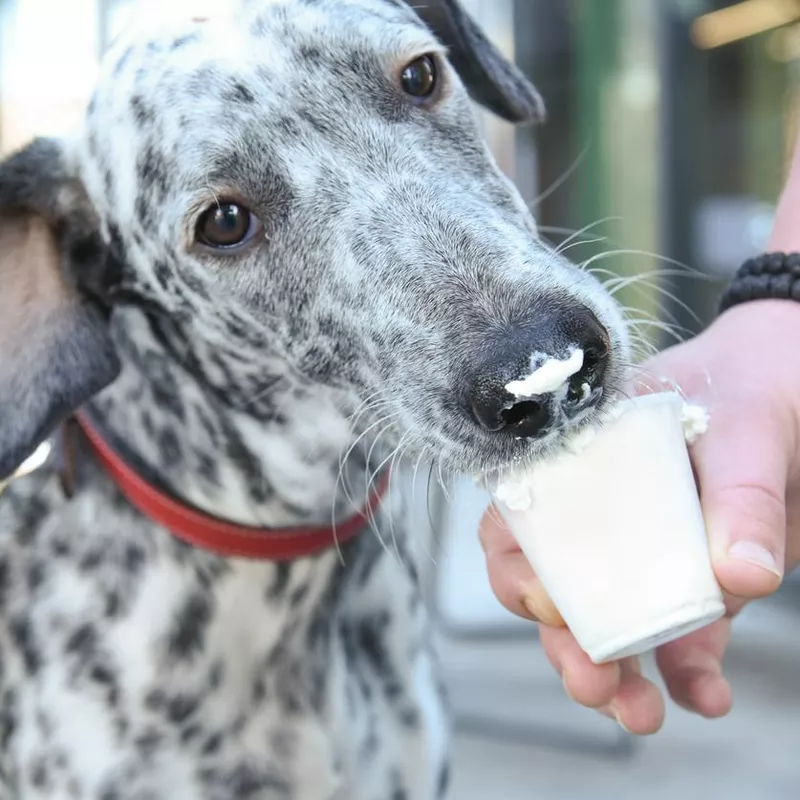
[608,701,633,734]
[521,596,541,622]
[727,541,782,577]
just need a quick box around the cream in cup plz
[491,390,724,664]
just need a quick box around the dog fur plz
[0,1,627,797]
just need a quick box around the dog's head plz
[0,0,627,483]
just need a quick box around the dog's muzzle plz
[461,305,611,440]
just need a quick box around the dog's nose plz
[465,308,610,439]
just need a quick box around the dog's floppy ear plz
[409,0,545,124]
[0,138,120,481]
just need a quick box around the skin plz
[479,127,800,735]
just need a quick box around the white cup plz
[492,392,725,664]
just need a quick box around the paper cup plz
[493,392,725,664]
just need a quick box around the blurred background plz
[1,0,799,797]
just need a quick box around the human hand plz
[480,297,800,734]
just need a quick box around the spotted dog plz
[0,0,627,797]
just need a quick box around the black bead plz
[740,257,757,276]
[770,273,793,299]
[765,252,786,273]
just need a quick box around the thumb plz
[694,405,787,600]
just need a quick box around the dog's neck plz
[88,306,375,528]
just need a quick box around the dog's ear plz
[409,0,545,124]
[0,138,120,481]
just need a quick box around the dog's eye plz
[400,54,438,101]
[197,203,259,250]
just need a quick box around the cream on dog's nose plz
[464,306,609,439]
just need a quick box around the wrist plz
[718,297,800,326]
[711,298,800,462]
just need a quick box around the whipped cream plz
[505,350,584,397]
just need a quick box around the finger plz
[479,508,565,626]
[485,550,565,626]
[477,505,519,555]
[599,659,666,735]
[692,407,787,598]
[539,625,621,709]
[655,617,733,719]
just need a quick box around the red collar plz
[73,411,388,561]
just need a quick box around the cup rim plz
[610,390,685,416]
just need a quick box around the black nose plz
[465,308,610,440]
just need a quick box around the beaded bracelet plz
[718,252,800,314]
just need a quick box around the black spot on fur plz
[171,32,199,50]
[14,496,49,545]
[30,759,49,789]
[267,562,291,600]
[289,583,309,608]
[145,689,166,711]
[26,561,45,592]
[221,426,271,504]
[179,269,212,302]
[130,95,154,127]
[51,538,71,558]
[66,623,97,657]
[252,675,267,704]
[227,82,256,104]
[141,410,156,438]
[202,732,223,756]
[167,592,213,660]
[10,617,40,675]
[124,543,146,574]
[113,45,134,77]
[135,193,150,228]
[181,722,203,744]
[167,693,200,725]
[208,660,224,689]
[135,727,164,758]
[137,143,170,202]
[0,689,17,751]
[157,427,183,466]
[277,115,302,138]
[105,591,121,618]
[196,449,219,485]
[79,549,103,572]
[90,663,116,687]
[0,557,9,609]
[200,763,290,796]
[153,260,171,290]
[298,44,324,65]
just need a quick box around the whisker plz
[528,139,592,210]
[383,431,415,561]
[555,235,609,257]
[552,216,620,255]
[335,410,399,525]
[360,420,405,556]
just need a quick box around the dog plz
[0,0,628,797]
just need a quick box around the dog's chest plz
[0,472,446,799]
